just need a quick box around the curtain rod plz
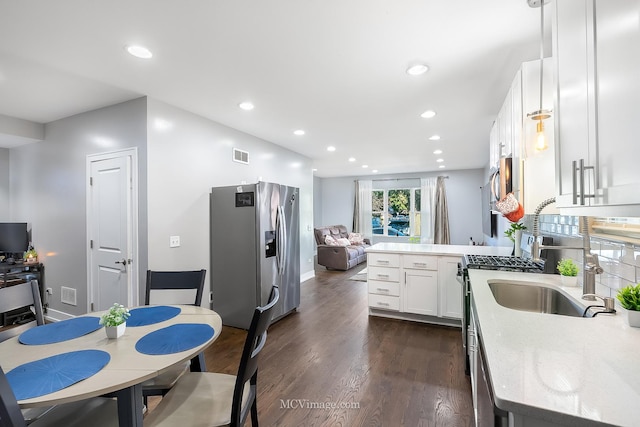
[356,175,449,182]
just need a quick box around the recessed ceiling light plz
[421,110,436,119]
[372,169,378,173]
[439,165,446,169]
[294,129,305,136]
[327,146,336,152]
[436,158,444,163]
[406,64,429,76]
[433,149,443,155]
[126,45,153,59]
[362,165,369,168]
[312,168,318,172]
[429,135,441,141]
[348,157,356,162]
[239,102,254,111]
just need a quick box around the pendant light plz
[527,0,552,151]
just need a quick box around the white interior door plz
[87,149,138,311]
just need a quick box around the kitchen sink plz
[488,280,591,318]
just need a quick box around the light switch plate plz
[169,236,180,248]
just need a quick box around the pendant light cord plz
[539,0,544,112]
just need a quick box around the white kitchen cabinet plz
[367,261,401,312]
[553,0,640,215]
[521,58,558,215]
[489,120,499,168]
[404,269,438,316]
[438,256,462,319]
[367,251,461,325]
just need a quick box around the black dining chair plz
[142,269,208,401]
[0,281,44,343]
[0,364,118,427]
[143,285,280,427]
[0,280,53,425]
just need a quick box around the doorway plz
[86,148,139,311]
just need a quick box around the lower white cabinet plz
[404,269,438,316]
[438,256,463,319]
[367,252,462,325]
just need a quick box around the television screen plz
[0,222,29,254]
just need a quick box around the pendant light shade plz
[527,0,552,152]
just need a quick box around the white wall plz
[9,98,148,317]
[146,99,315,288]
[316,169,486,246]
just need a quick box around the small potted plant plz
[23,247,38,264]
[557,258,579,286]
[616,284,640,327]
[99,303,130,339]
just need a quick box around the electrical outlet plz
[169,236,180,248]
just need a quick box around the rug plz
[351,268,367,282]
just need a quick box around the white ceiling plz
[0,0,550,177]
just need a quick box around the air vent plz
[233,148,249,164]
[61,286,77,306]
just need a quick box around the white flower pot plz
[514,229,523,257]
[105,322,126,339]
[560,275,578,286]
[626,309,640,328]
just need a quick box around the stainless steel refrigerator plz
[210,182,300,329]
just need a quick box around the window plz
[372,188,421,236]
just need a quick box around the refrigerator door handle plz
[277,205,287,276]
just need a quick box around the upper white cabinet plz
[553,0,640,215]
[491,61,556,214]
[521,58,558,214]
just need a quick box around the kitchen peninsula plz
[365,242,511,324]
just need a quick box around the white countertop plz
[469,270,640,427]
[366,242,513,257]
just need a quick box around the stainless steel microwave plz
[489,157,513,203]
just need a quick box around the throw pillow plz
[324,235,339,246]
[336,238,351,246]
[348,232,364,245]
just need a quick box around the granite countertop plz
[366,242,513,257]
[469,269,640,427]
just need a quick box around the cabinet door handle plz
[377,302,390,306]
[376,260,390,265]
[572,160,578,205]
[413,262,427,267]
[376,274,389,279]
[376,288,389,292]
[579,158,586,206]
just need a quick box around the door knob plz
[115,259,128,265]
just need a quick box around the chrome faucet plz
[530,197,603,301]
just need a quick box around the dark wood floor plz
[198,265,473,427]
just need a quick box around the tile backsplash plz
[522,214,639,298]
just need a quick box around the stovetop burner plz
[463,255,545,273]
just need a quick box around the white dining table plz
[0,305,222,427]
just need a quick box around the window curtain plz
[433,176,451,244]
[353,180,373,239]
[420,178,437,243]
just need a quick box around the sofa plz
[314,225,370,271]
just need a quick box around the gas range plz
[463,254,545,273]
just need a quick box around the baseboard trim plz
[45,308,75,323]
[301,270,315,283]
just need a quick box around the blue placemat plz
[6,350,110,400]
[127,305,181,327]
[135,323,214,355]
[19,317,102,345]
